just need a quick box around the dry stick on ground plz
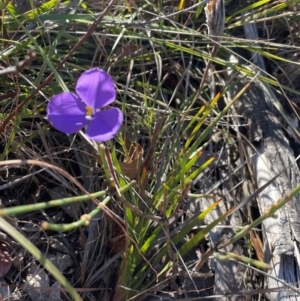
[230,21,300,301]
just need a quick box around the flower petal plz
[86,108,123,142]
[76,68,116,109]
[47,92,87,134]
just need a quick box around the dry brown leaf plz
[249,230,264,262]
[119,141,144,179]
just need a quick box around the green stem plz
[42,196,111,231]
[0,190,107,216]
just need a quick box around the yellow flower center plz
[86,106,94,117]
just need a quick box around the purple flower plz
[47,68,123,142]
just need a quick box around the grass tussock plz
[0,0,300,300]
